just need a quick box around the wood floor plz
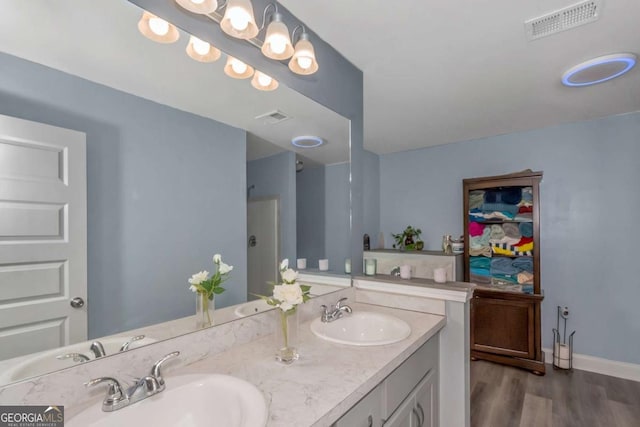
[471,360,640,427]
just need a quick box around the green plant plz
[392,225,423,250]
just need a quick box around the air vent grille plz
[255,110,290,124]
[525,0,601,40]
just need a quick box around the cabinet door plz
[383,394,417,427]
[414,370,437,427]
[471,295,535,358]
[334,384,383,427]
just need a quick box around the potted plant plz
[392,226,424,251]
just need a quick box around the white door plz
[0,114,87,360]
[247,198,278,299]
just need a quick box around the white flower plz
[218,262,233,275]
[280,259,289,271]
[189,285,198,293]
[273,283,303,308]
[281,268,298,284]
[188,270,209,285]
[213,254,222,264]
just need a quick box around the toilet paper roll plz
[297,258,307,269]
[554,342,571,369]
[319,259,329,271]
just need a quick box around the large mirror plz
[0,0,350,386]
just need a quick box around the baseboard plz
[542,348,640,382]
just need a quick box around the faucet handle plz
[151,351,180,386]
[335,297,348,309]
[90,341,106,358]
[85,377,126,406]
[119,335,145,352]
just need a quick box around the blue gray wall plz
[296,166,326,266]
[0,52,247,339]
[325,163,351,272]
[247,151,297,263]
[363,150,381,248]
[379,112,640,364]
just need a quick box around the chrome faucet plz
[86,351,180,412]
[390,266,401,277]
[90,341,106,358]
[321,297,353,323]
[56,353,90,363]
[119,335,146,352]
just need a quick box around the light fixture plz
[186,35,222,62]
[224,56,254,79]
[175,0,218,15]
[137,11,180,43]
[251,70,279,91]
[562,53,637,87]
[220,0,259,40]
[289,27,318,75]
[291,136,324,148]
[260,6,294,60]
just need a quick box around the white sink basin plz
[310,311,411,346]
[0,336,156,383]
[67,374,268,427]
[234,299,272,318]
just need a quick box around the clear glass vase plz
[196,292,214,329]
[275,307,299,364]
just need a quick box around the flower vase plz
[196,293,214,329]
[275,307,299,364]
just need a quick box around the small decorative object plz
[442,235,453,254]
[392,226,423,251]
[553,306,575,371]
[188,254,233,329]
[363,234,370,251]
[400,265,412,279]
[433,267,447,283]
[377,231,385,249]
[344,258,352,274]
[318,259,329,271]
[365,258,377,276]
[259,259,311,364]
[296,258,307,269]
[451,236,464,254]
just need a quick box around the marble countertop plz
[68,302,445,427]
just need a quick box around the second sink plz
[310,311,411,346]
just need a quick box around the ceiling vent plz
[255,110,291,125]
[525,0,602,41]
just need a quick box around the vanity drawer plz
[383,337,439,417]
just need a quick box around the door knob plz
[70,297,85,308]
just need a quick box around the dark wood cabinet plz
[463,171,545,375]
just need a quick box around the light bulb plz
[228,7,250,31]
[192,37,211,55]
[297,56,312,70]
[257,73,272,87]
[148,17,169,36]
[269,34,287,55]
[231,59,248,74]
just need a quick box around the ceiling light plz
[562,53,636,87]
[251,71,279,91]
[138,12,180,43]
[289,30,318,75]
[175,0,218,15]
[224,56,254,79]
[220,0,259,40]
[186,35,221,62]
[291,136,324,148]
[261,12,294,60]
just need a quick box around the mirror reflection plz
[0,0,350,386]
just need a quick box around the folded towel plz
[470,227,491,249]
[482,203,520,216]
[469,247,492,257]
[521,187,533,202]
[484,188,522,205]
[519,222,533,237]
[514,237,533,246]
[518,206,533,214]
[489,236,521,246]
[490,224,505,240]
[470,257,491,269]
[502,223,521,239]
[471,267,491,276]
[469,222,485,237]
[491,257,520,275]
[470,273,492,285]
[512,257,533,273]
[517,271,534,284]
[492,273,520,284]
[469,190,485,210]
[515,213,533,222]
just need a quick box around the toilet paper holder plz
[552,305,575,371]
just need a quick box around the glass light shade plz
[261,14,294,60]
[186,36,221,62]
[220,0,259,40]
[175,0,218,14]
[224,56,254,79]
[288,34,318,75]
[251,71,279,91]
[137,11,180,44]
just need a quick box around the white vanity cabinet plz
[334,336,439,427]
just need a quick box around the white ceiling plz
[279,0,640,154]
[0,0,349,164]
